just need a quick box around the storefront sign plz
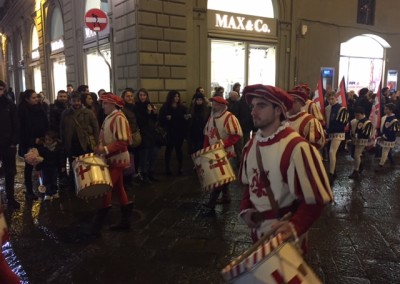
[51,39,64,53]
[208,10,276,37]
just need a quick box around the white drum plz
[221,234,321,284]
[72,153,112,199]
[191,143,236,191]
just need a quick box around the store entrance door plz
[210,39,276,98]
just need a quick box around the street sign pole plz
[85,9,113,92]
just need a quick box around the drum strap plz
[212,119,222,140]
[256,142,279,216]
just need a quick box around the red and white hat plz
[287,89,308,105]
[243,84,293,115]
[209,95,228,105]
[99,93,125,107]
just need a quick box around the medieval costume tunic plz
[202,96,242,208]
[378,114,399,166]
[100,109,131,207]
[287,111,326,149]
[349,115,373,176]
[303,99,324,123]
[203,109,243,158]
[239,123,333,245]
[325,103,349,175]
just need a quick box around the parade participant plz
[287,89,326,149]
[325,91,349,184]
[375,103,399,171]
[92,93,133,236]
[294,84,324,123]
[239,84,332,251]
[0,80,20,209]
[203,96,242,208]
[348,106,373,179]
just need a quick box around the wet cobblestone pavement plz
[1,147,400,283]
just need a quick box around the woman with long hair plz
[18,89,48,200]
[133,88,159,183]
[159,90,190,175]
[188,91,210,154]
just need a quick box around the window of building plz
[357,0,375,25]
[339,34,389,93]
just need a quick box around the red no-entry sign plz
[85,9,108,32]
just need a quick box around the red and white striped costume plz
[100,110,131,168]
[302,99,324,123]
[239,124,332,245]
[100,109,131,207]
[203,109,242,157]
[287,111,326,149]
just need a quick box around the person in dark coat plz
[134,88,159,183]
[188,92,210,154]
[0,80,20,208]
[49,90,68,137]
[354,87,373,118]
[159,90,190,175]
[18,89,49,200]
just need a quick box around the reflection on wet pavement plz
[1,147,400,283]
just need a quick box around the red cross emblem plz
[209,154,227,175]
[271,269,301,284]
[76,165,91,180]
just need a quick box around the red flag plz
[313,75,325,116]
[336,76,347,108]
[369,81,381,129]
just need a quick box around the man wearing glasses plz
[0,80,20,209]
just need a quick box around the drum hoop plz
[76,160,109,167]
[227,242,307,283]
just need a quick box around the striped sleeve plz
[113,114,131,143]
[304,118,326,149]
[287,142,333,204]
[224,113,243,137]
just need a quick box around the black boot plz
[110,202,134,231]
[5,174,20,209]
[91,206,111,238]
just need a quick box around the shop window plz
[31,26,40,60]
[208,0,274,18]
[51,7,63,41]
[357,0,375,25]
[86,45,111,93]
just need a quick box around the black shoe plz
[348,170,360,179]
[25,193,38,200]
[328,173,335,186]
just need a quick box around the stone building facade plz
[0,0,399,103]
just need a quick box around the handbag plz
[131,129,142,148]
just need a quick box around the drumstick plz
[230,212,292,266]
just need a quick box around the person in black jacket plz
[0,80,20,209]
[134,88,159,183]
[36,130,65,201]
[18,89,49,200]
[49,90,68,137]
[159,90,190,175]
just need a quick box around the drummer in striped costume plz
[287,89,326,149]
[325,91,349,185]
[92,93,133,237]
[239,84,332,252]
[376,103,399,171]
[203,95,242,209]
[348,106,373,179]
[294,84,324,124]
